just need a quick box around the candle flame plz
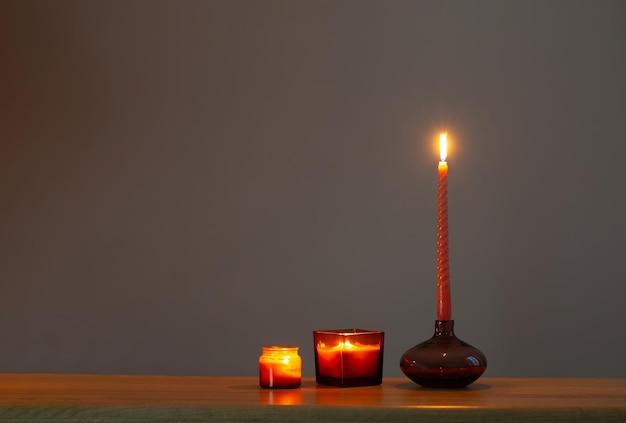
[439,133,447,162]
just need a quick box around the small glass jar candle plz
[259,346,301,389]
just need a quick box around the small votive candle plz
[313,329,384,387]
[259,346,301,389]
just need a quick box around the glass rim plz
[313,329,383,336]
[261,345,299,350]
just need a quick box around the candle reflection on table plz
[259,386,303,405]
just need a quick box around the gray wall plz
[1,0,625,378]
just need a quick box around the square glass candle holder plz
[313,329,384,387]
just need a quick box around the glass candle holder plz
[400,320,487,388]
[259,346,301,389]
[313,329,384,387]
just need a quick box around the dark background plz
[1,0,625,378]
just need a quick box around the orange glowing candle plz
[313,329,384,387]
[437,133,451,321]
[315,341,381,379]
[259,346,301,389]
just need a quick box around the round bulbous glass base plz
[399,320,487,389]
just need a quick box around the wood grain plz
[0,374,625,422]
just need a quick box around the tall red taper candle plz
[437,133,451,321]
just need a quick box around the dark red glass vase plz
[399,320,487,388]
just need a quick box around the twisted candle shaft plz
[437,162,451,320]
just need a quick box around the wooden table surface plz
[1,374,625,422]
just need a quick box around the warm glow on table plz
[1,375,625,422]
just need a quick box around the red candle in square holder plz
[314,329,384,387]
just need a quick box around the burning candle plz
[437,133,451,321]
[313,329,384,387]
[259,346,301,389]
[316,341,380,379]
